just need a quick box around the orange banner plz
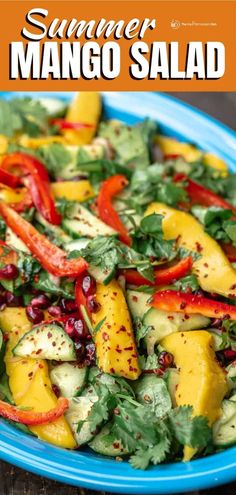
[0,0,235,91]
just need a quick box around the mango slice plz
[145,202,236,299]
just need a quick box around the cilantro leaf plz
[0,98,48,137]
[132,214,176,261]
[173,274,199,292]
[168,406,212,448]
[37,143,72,178]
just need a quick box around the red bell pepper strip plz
[221,243,236,262]
[97,175,132,246]
[51,119,95,130]
[151,290,236,320]
[0,397,68,425]
[121,256,193,286]
[1,153,61,225]
[0,202,88,278]
[0,168,22,188]
[174,173,236,215]
[75,276,92,327]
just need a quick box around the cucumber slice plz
[65,238,90,252]
[5,227,30,253]
[164,368,179,407]
[89,423,131,456]
[144,308,210,354]
[126,290,151,319]
[50,363,87,398]
[88,264,116,285]
[134,375,172,418]
[226,363,236,391]
[35,213,71,246]
[62,203,116,238]
[66,395,98,445]
[37,97,67,118]
[207,329,223,351]
[13,324,76,361]
[213,399,236,447]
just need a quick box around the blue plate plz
[0,92,236,493]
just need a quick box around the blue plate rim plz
[0,91,236,493]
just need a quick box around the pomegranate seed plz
[2,264,19,280]
[158,351,174,368]
[6,292,23,307]
[74,319,87,339]
[26,306,44,324]
[60,298,77,314]
[82,275,96,297]
[31,294,50,309]
[0,264,19,280]
[87,295,101,313]
[65,317,76,337]
[223,349,236,361]
[85,342,96,365]
[52,383,61,398]
[48,305,62,317]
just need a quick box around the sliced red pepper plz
[0,397,68,425]
[75,276,91,325]
[121,256,193,286]
[221,243,236,262]
[51,119,95,130]
[1,153,61,225]
[0,168,22,188]
[151,290,236,320]
[0,202,88,278]
[97,175,131,246]
[174,173,236,215]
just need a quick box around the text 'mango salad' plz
[0,92,235,469]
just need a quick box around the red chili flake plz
[204,263,209,268]
[28,372,33,378]
[113,442,121,449]
[106,324,111,329]
[124,346,133,351]
[110,367,115,374]
[35,349,42,355]
[196,242,203,253]
[118,325,126,333]
[116,346,122,354]
[113,292,118,296]
[184,314,190,320]
[47,332,52,339]
[129,366,134,371]
[132,296,138,302]
[230,284,236,290]
[127,358,132,364]
[180,302,187,310]
[102,332,109,341]
[38,363,44,369]
[52,341,57,347]
[3,333,9,343]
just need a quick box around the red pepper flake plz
[113,292,118,296]
[124,346,133,351]
[38,363,44,369]
[184,314,190,320]
[129,366,134,371]
[204,263,209,268]
[132,295,138,302]
[230,284,236,290]
[28,372,33,378]
[110,367,115,374]
[167,316,174,320]
[127,358,132,364]
[47,332,52,339]
[35,349,42,355]
[196,242,203,253]
[118,325,126,333]
[180,302,187,310]
[102,332,109,341]
[116,346,122,354]
[113,442,121,449]
[52,342,57,347]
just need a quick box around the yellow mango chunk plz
[0,308,76,449]
[161,330,227,460]
[51,180,94,202]
[0,184,26,205]
[19,135,66,149]
[92,280,141,380]
[63,92,101,145]
[156,136,202,162]
[0,135,8,154]
[203,152,228,177]
[145,202,236,299]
